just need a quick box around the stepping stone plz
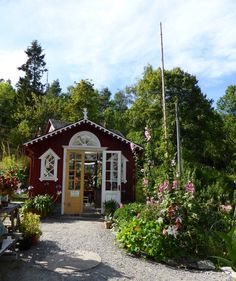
[34,250,101,273]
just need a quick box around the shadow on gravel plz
[0,240,130,281]
[41,217,103,224]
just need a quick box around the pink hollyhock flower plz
[159,184,164,193]
[163,180,170,191]
[185,181,195,193]
[143,178,149,186]
[130,142,135,153]
[136,212,141,218]
[175,217,182,230]
[144,127,151,141]
[56,190,62,196]
[162,228,168,236]
[172,180,178,189]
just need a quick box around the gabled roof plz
[46,119,72,133]
[23,118,142,150]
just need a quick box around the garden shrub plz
[113,202,145,228]
[116,179,234,262]
[117,217,165,261]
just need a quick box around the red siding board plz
[25,122,137,203]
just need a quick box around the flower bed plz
[114,180,233,263]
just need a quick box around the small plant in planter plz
[33,194,53,217]
[21,194,54,218]
[19,212,42,250]
[104,214,113,229]
[103,199,119,216]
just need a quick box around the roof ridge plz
[24,118,142,150]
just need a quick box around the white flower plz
[166,226,179,238]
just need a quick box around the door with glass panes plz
[102,151,121,211]
[64,150,85,214]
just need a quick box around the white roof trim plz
[23,118,143,150]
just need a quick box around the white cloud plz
[0,0,235,100]
[0,50,26,85]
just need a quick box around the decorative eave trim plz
[23,118,143,150]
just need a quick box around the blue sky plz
[0,0,236,104]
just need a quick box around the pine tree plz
[16,40,47,104]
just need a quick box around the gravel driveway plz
[0,217,231,281]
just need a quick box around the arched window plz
[69,131,101,147]
[39,149,60,181]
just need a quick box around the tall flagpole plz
[160,22,168,158]
[175,101,181,178]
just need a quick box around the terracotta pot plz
[104,221,113,229]
[31,236,39,246]
[18,236,32,251]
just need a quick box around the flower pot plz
[1,195,9,207]
[31,235,39,246]
[104,221,113,229]
[18,236,33,251]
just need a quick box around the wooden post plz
[160,22,169,158]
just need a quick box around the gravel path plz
[0,217,231,281]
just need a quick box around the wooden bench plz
[0,237,17,257]
[0,203,22,258]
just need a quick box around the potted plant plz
[103,199,119,216]
[33,194,53,217]
[104,213,113,229]
[19,212,42,250]
[21,194,54,218]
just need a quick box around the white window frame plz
[108,154,128,184]
[69,131,101,147]
[39,148,60,181]
[121,155,128,183]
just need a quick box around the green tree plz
[0,81,17,143]
[103,90,130,136]
[127,66,226,168]
[217,85,236,172]
[16,40,47,104]
[64,80,100,122]
[11,94,65,145]
[217,85,236,116]
[46,79,62,97]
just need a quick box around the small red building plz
[23,110,142,214]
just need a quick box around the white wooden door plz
[102,151,121,212]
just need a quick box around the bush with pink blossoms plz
[116,178,233,262]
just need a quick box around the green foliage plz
[0,149,29,194]
[116,180,234,262]
[103,199,119,216]
[117,218,165,261]
[46,79,62,97]
[217,85,236,173]
[16,40,47,103]
[113,203,145,227]
[64,79,100,122]
[33,194,54,216]
[217,85,236,116]
[20,212,42,238]
[21,194,54,217]
[0,82,17,143]
[212,225,236,271]
[193,164,236,204]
